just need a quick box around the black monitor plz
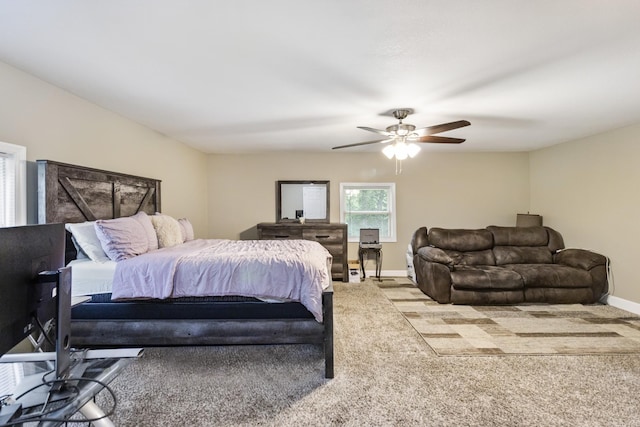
[0,223,65,357]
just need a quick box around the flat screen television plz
[0,223,65,357]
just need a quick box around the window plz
[340,183,396,242]
[0,141,27,227]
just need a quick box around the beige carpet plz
[378,278,640,356]
[92,281,640,426]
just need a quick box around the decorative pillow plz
[65,221,110,262]
[132,211,159,251]
[178,218,195,242]
[94,216,150,261]
[150,214,184,248]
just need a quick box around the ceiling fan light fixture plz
[382,144,396,159]
[331,109,469,173]
[382,141,420,160]
[394,141,409,160]
[407,143,421,158]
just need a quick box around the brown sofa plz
[411,226,608,304]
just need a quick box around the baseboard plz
[363,269,408,278]
[605,295,640,316]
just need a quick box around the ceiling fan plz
[332,109,470,155]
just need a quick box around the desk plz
[359,245,382,280]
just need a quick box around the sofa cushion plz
[504,264,593,288]
[428,228,493,252]
[418,246,496,267]
[450,266,523,291]
[446,249,496,266]
[487,226,548,246]
[493,246,552,265]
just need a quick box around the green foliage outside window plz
[343,188,391,239]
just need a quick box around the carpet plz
[378,278,640,356]
[90,281,640,426]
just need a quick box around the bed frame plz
[37,160,334,378]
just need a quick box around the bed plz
[37,160,334,378]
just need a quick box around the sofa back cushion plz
[487,226,548,246]
[493,246,553,265]
[488,225,563,265]
[428,228,493,252]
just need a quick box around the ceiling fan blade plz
[332,139,392,150]
[357,126,393,137]
[414,120,471,136]
[414,135,466,144]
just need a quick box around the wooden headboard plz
[37,160,162,261]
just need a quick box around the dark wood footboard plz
[71,289,335,378]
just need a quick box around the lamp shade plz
[407,143,421,158]
[382,144,395,159]
[516,214,543,227]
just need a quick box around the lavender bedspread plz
[110,239,332,321]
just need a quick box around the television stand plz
[1,348,143,426]
[0,264,143,425]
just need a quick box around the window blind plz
[0,151,16,227]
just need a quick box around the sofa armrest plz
[554,248,607,271]
[411,227,429,255]
[417,246,455,268]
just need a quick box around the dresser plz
[257,222,348,282]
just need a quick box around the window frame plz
[339,182,397,243]
[0,141,27,227]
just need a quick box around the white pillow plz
[178,218,195,241]
[65,221,110,262]
[150,214,184,248]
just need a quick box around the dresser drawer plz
[258,226,302,240]
[319,243,344,257]
[330,253,345,270]
[331,263,344,276]
[257,222,348,282]
[302,227,344,244]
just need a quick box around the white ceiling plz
[1,1,640,154]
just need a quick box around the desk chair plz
[358,228,382,280]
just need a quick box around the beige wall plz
[530,124,640,304]
[208,151,530,271]
[12,56,632,302]
[0,61,209,235]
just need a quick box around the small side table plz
[359,246,382,280]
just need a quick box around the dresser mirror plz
[276,180,330,223]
